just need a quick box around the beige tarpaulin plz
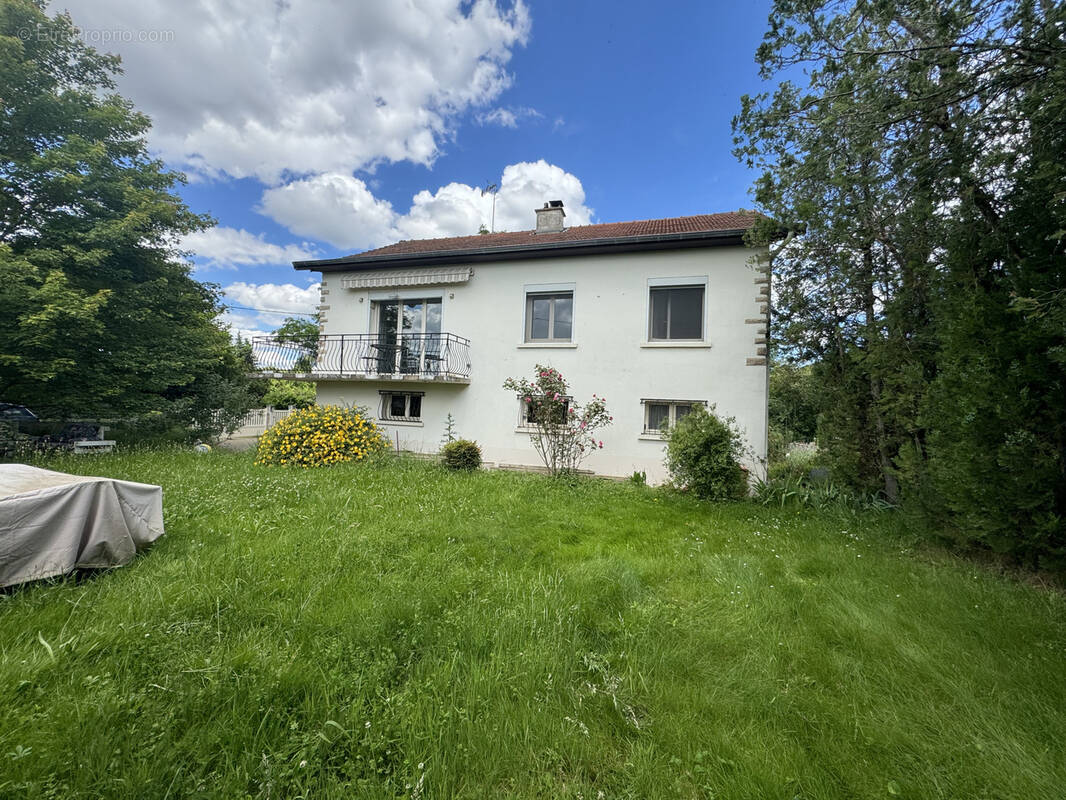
[0,464,164,587]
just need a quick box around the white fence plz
[221,407,295,438]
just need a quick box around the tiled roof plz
[355,211,758,258]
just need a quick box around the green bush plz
[262,379,316,409]
[663,405,749,500]
[755,449,894,512]
[440,438,482,471]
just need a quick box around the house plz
[257,202,770,483]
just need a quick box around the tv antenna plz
[481,182,498,232]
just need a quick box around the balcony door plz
[374,298,442,373]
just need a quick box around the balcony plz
[251,333,471,383]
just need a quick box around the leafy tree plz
[0,0,256,429]
[272,316,320,350]
[271,315,320,372]
[736,0,1066,564]
[768,362,820,443]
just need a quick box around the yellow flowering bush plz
[255,404,389,468]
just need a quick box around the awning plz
[340,267,472,290]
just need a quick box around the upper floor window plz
[649,286,704,341]
[525,292,573,342]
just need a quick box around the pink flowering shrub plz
[503,365,612,476]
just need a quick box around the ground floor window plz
[519,395,571,426]
[379,391,423,422]
[642,399,703,434]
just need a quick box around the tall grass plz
[1,451,1064,799]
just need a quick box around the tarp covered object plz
[0,464,164,587]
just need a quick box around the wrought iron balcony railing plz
[251,333,471,381]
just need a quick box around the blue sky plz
[69,0,774,336]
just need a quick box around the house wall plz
[313,244,769,483]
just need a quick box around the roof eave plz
[294,228,754,272]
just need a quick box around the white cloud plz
[218,281,321,339]
[257,175,398,253]
[182,227,316,269]
[222,281,321,315]
[259,160,594,250]
[476,106,542,127]
[71,0,531,182]
[489,160,591,231]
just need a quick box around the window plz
[649,286,704,341]
[519,395,571,426]
[379,391,423,422]
[525,292,573,342]
[371,297,442,373]
[642,400,702,434]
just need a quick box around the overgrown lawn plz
[1,451,1063,798]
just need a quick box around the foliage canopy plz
[0,1,257,433]
[736,0,1066,565]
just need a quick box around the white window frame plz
[646,277,707,343]
[369,295,444,341]
[379,391,424,423]
[641,399,706,435]
[522,282,576,345]
[517,395,572,429]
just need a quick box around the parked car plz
[0,404,39,458]
[0,403,38,422]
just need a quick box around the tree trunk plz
[862,242,900,503]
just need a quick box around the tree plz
[735,0,1066,564]
[272,316,320,350]
[271,315,320,372]
[0,0,256,430]
[768,362,820,443]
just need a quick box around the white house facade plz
[255,204,770,483]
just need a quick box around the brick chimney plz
[535,200,566,233]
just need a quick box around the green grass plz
[1,450,1064,799]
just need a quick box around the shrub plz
[663,405,749,500]
[754,450,895,512]
[255,404,388,468]
[502,365,612,476]
[441,438,482,471]
[262,379,316,409]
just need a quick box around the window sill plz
[514,425,539,434]
[517,342,578,349]
[378,419,424,428]
[638,433,667,441]
[640,341,712,349]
